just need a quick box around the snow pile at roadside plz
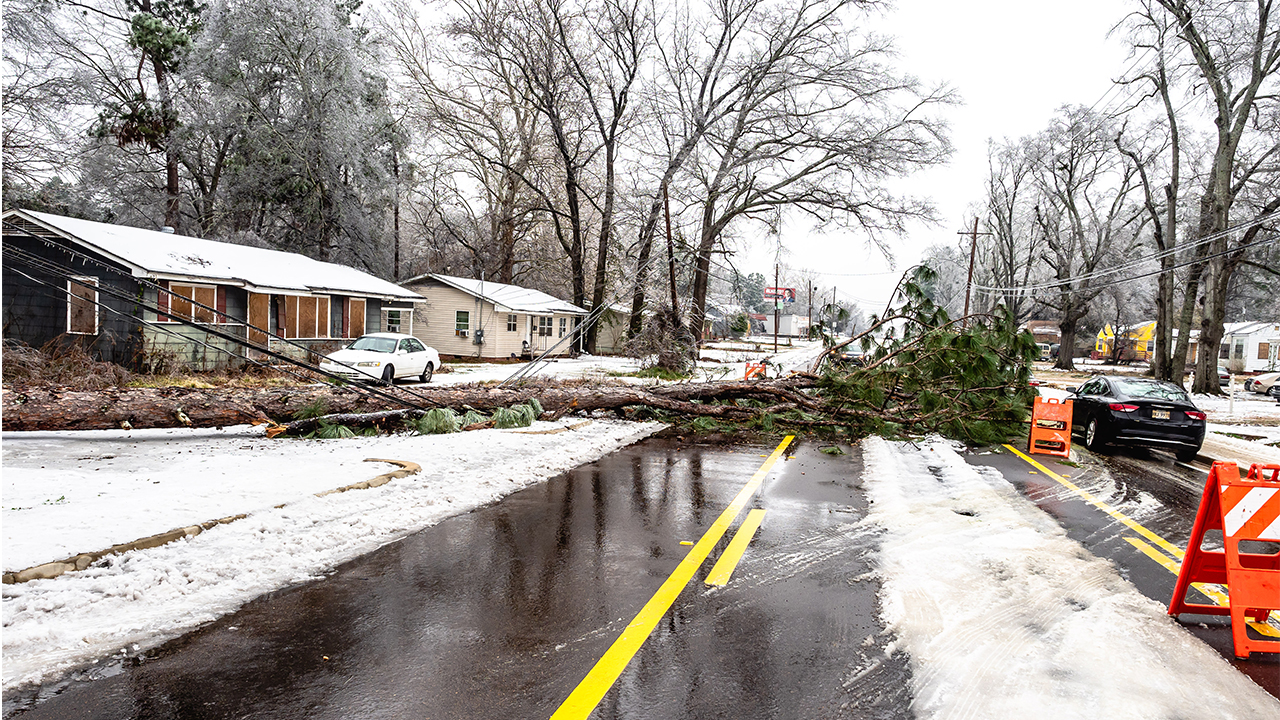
[861,436,1280,719]
[1,419,662,691]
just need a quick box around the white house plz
[400,274,589,359]
[1220,321,1280,373]
[762,314,811,338]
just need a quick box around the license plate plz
[1152,410,1170,420]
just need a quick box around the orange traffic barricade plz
[745,362,766,380]
[1168,462,1280,659]
[1028,396,1072,458]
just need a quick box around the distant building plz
[1219,321,1280,373]
[1093,321,1157,362]
[399,274,588,359]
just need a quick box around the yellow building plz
[1094,321,1157,362]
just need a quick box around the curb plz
[2,458,422,585]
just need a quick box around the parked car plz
[1069,375,1206,462]
[1244,371,1280,396]
[319,333,440,384]
[1218,366,1230,386]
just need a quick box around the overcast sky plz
[739,0,1135,313]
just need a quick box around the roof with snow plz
[403,273,588,315]
[3,209,419,300]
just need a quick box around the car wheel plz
[1269,385,1280,398]
[1175,446,1200,462]
[420,362,433,384]
[1085,418,1107,451]
[381,364,395,386]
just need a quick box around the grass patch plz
[608,366,690,381]
[819,446,846,455]
[1054,459,1082,468]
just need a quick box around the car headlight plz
[355,361,381,367]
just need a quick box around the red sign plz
[764,287,796,302]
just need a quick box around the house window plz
[538,316,553,337]
[279,295,330,339]
[507,314,517,332]
[559,317,567,337]
[456,311,470,337]
[386,310,402,333]
[167,284,218,323]
[1260,342,1271,360]
[67,277,98,335]
[1220,343,1230,359]
[1234,340,1245,360]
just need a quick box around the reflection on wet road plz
[13,436,911,719]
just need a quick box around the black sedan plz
[1069,375,1206,462]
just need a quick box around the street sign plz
[764,287,796,302]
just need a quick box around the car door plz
[1071,379,1105,433]
[400,338,427,376]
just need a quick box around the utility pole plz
[773,263,780,353]
[958,217,992,326]
[807,281,813,341]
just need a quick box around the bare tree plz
[1149,0,1280,393]
[681,0,952,351]
[1031,106,1144,371]
[979,139,1041,324]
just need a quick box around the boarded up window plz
[279,296,329,339]
[1260,342,1271,360]
[67,277,98,334]
[168,284,218,323]
[248,292,270,345]
[347,298,365,337]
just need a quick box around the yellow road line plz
[1003,445,1186,559]
[1004,445,1280,635]
[549,436,795,720]
[705,509,768,587]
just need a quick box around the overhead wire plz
[1,225,438,411]
[970,209,1280,294]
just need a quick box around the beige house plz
[400,274,589,359]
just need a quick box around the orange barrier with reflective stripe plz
[1028,397,1072,458]
[744,363,766,380]
[1168,462,1280,659]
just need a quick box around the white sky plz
[740,0,1135,311]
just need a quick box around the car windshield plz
[1114,378,1189,402]
[348,336,397,353]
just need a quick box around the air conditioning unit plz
[457,329,468,338]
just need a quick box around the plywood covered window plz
[1260,342,1271,360]
[247,292,270,345]
[165,283,218,323]
[67,276,98,335]
[342,298,365,338]
[280,296,330,339]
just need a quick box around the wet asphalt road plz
[11,436,911,720]
[963,441,1280,697]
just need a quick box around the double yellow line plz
[549,436,793,720]
[1003,444,1279,638]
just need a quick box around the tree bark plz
[2,377,826,433]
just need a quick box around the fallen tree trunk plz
[2,377,825,432]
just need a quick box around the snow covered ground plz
[4,342,1277,713]
[1,419,663,691]
[863,437,1279,718]
[430,339,828,386]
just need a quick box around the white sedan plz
[319,333,440,384]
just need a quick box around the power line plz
[970,210,1280,294]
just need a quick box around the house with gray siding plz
[2,209,419,370]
